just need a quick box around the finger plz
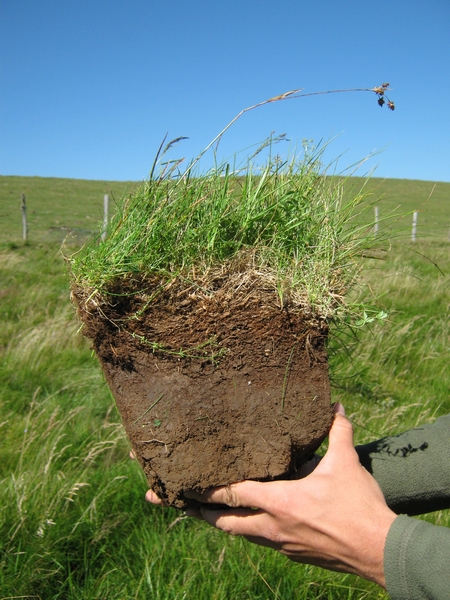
[320,405,359,470]
[185,507,203,519]
[200,508,279,551]
[328,410,354,450]
[145,489,164,505]
[200,506,265,537]
[186,480,268,509]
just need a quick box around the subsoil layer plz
[72,276,333,509]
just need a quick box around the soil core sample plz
[68,142,374,509]
[72,264,333,509]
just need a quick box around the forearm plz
[356,415,450,515]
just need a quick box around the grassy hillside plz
[0,176,138,245]
[341,176,450,240]
[0,174,449,598]
[1,175,449,244]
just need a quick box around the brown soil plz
[72,271,333,509]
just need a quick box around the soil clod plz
[72,273,332,509]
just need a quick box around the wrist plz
[352,507,397,588]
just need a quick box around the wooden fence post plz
[374,206,379,236]
[412,211,418,242]
[21,194,28,241]
[102,194,109,241]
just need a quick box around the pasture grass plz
[67,146,407,336]
[0,174,449,598]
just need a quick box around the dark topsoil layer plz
[72,275,333,508]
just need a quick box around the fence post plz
[21,194,28,241]
[412,211,418,242]
[102,194,109,241]
[374,206,379,236]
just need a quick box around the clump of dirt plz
[72,266,333,509]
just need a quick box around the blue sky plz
[1,0,449,182]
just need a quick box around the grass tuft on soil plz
[69,147,389,327]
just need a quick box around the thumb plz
[325,403,357,464]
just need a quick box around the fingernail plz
[334,402,346,416]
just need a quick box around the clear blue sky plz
[1,0,449,182]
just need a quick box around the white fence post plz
[412,211,418,242]
[374,206,379,236]
[102,194,109,241]
[21,194,28,241]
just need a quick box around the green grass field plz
[0,176,138,245]
[340,176,450,241]
[0,175,449,598]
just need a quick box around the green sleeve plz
[356,414,450,515]
[384,514,450,600]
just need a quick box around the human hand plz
[183,404,397,588]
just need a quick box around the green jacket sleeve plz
[356,414,450,515]
[356,415,450,599]
[384,515,450,600]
